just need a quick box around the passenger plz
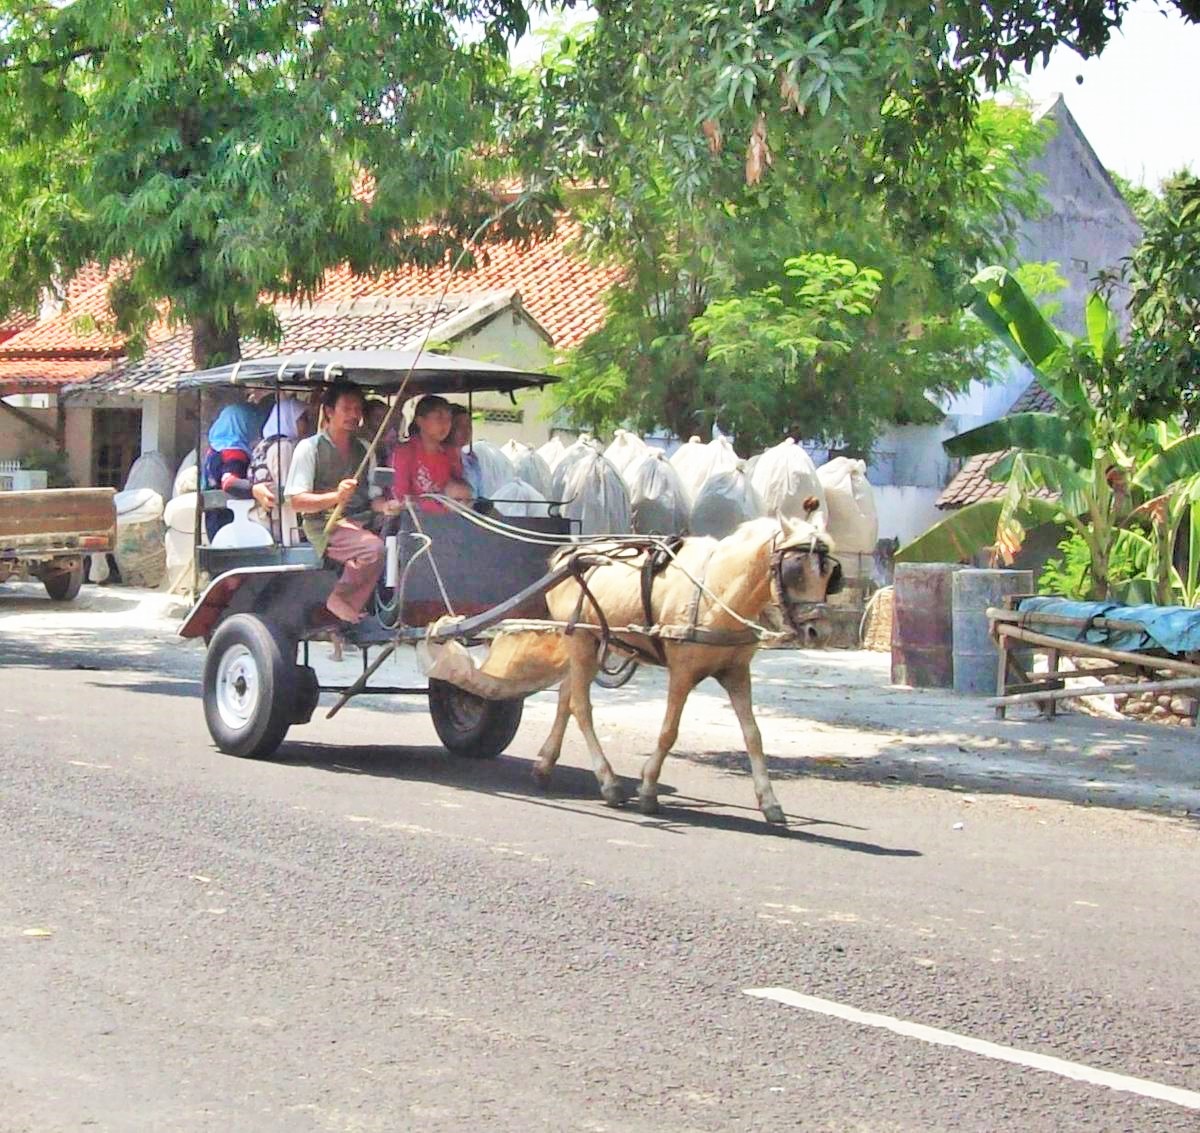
[203,400,263,542]
[285,382,400,625]
[249,395,311,545]
[390,394,462,512]
[449,405,484,498]
[444,474,474,506]
[361,397,398,464]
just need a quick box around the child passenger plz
[390,395,463,512]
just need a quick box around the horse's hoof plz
[601,783,626,808]
[763,804,787,826]
[531,764,552,790]
[637,792,660,815]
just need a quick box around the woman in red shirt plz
[390,395,463,512]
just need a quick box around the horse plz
[533,513,842,824]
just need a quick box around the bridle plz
[769,531,842,632]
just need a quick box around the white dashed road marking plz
[744,987,1200,1112]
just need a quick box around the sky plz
[1020,0,1200,188]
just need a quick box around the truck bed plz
[0,488,117,558]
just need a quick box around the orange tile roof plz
[0,358,116,397]
[311,219,623,349]
[0,273,129,358]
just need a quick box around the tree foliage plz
[0,0,553,366]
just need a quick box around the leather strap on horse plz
[639,536,685,665]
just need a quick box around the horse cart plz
[178,348,844,823]
[178,349,587,761]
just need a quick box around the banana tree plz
[898,267,1200,602]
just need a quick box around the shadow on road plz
[275,739,922,857]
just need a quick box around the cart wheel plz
[42,561,84,602]
[428,679,523,759]
[203,614,297,758]
[594,653,639,689]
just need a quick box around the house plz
[0,220,621,487]
[866,93,1143,544]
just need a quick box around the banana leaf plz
[989,451,1091,517]
[969,267,1088,414]
[895,498,1063,564]
[1131,434,1200,494]
[1085,292,1120,367]
[944,412,1092,469]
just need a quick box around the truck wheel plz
[428,679,523,759]
[42,561,84,602]
[203,614,297,758]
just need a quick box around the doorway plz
[93,408,142,488]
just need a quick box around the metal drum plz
[952,568,1034,695]
[891,563,962,688]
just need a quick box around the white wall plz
[873,485,945,544]
[0,403,56,462]
[64,406,94,486]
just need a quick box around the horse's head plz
[770,509,842,644]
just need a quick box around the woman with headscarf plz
[249,396,311,544]
[203,400,263,541]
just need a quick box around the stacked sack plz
[500,440,553,497]
[467,440,514,498]
[113,486,167,588]
[669,435,739,509]
[749,438,827,525]
[552,436,631,535]
[625,449,689,535]
[163,492,199,594]
[815,457,879,579]
[689,466,763,539]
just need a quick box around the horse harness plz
[562,536,762,669]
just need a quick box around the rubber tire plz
[427,679,523,759]
[594,655,639,689]
[42,561,84,602]
[203,614,297,758]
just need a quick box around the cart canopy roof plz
[176,349,556,397]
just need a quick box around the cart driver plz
[285,382,400,624]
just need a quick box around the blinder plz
[770,539,843,627]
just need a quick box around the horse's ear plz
[776,508,796,538]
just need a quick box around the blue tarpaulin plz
[1016,597,1200,655]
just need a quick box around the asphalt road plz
[2,585,1199,1131]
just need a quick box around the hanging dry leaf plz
[701,118,723,156]
[780,72,801,111]
[745,114,773,186]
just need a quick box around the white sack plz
[626,450,690,535]
[122,451,173,503]
[114,487,164,525]
[468,440,514,498]
[603,429,650,478]
[549,435,603,500]
[173,450,198,497]
[114,488,166,588]
[163,492,200,534]
[559,450,631,535]
[501,440,552,497]
[689,467,763,539]
[536,434,568,472]
[816,457,878,556]
[749,438,826,524]
[492,478,551,518]
[164,527,196,595]
[669,435,740,507]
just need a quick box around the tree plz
[898,267,1200,602]
[545,75,1052,449]
[0,1,553,367]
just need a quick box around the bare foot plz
[326,594,364,624]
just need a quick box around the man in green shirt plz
[285,383,399,624]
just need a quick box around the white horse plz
[533,515,841,824]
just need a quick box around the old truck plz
[0,488,117,600]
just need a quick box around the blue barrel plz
[891,563,962,688]
[952,569,1034,695]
